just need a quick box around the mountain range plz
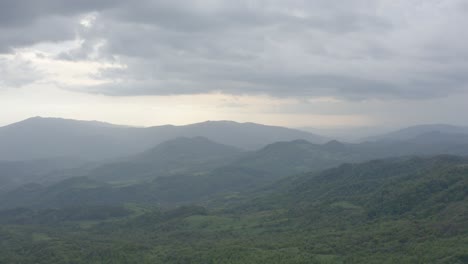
[2,117,468,197]
[0,117,328,161]
[1,117,468,263]
[3,130,468,208]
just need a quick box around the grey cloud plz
[1,0,468,100]
[82,70,454,101]
[0,0,123,52]
[104,0,390,34]
[0,15,76,53]
[60,0,393,60]
[0,0,121,27]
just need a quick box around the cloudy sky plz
[1,0,467,131]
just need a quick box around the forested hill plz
[0,155,467,263]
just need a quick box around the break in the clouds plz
[1,0,468,99]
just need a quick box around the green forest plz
[1,155,467,263]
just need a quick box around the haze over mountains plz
[1,116,468,263]
[0,117,328,161]
[1,117,468,189]
[88,137,243,183]
[3,117,468,162]
[363,124,468,142]
[2,116,468,206]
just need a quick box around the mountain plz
[88,137,243,183]
[134,136,242,162]
[6,135,468,209]
[213,136,468,183]
[0,117,327,161]
[224,139,355,178]
[0,117,141,161]
[0,137,254,208]
[363,124,468,142]
[162,120,329,150]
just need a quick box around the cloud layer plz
[1,0,468,100]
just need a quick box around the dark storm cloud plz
[1,0,468,99]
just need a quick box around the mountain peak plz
[324,139,344,146]
[141,136,241,160]
[322,140,346,151]
[6,116,122,129]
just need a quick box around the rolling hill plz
[0,155,467,263]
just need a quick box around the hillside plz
[0,156,466,263]
[0,158,92,192]
[88,137,243,183]
[203,137,468,189]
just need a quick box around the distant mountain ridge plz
[0,116,328,161]
[4,121,468,199]
[363,124,468,142]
